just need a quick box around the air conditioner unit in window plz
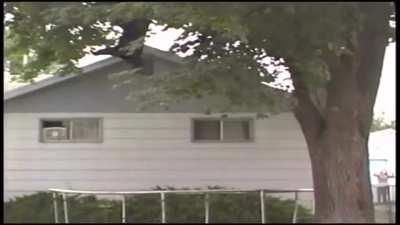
[43,127,68,141]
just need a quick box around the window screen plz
[223,120,251,141]
[193,120,220,140]
[71,118,100,141]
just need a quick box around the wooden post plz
[161,192,166,223]
[52,192,59,223]
[260,190,265,224]
[62,193,69,223]
[292,191,299,223]
[204,193,210,224]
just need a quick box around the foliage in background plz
[4,192,312,223]
[370,113,395,132]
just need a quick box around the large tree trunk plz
[290,4,391,223]
[291,60,377,222]
[302,117,375,223]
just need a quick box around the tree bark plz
[290,4,391,222]
[305,125,374,223]
[293,62,377,223]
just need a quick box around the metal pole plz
[62,193,69,223]
[388,201,394,223]
[122,195,126,223]
[52,192,59,223]
[292,191,299,223]
[387,186,393,223]
[161,192,166,223]
[260,190,265,224]
[204,193,210,224]
[312,198,315,215]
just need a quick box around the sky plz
[373,42,396,122]
[4,26,396,123]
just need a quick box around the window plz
[223,120,251,141]
[40,118,102,143]
[193,120,221,140]
[192,118,253,142]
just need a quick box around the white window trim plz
[39,118,103,143]
[191,117,254,143]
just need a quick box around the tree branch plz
[91,19,151,68]
[290,67,325,142]
[91,47,119,56]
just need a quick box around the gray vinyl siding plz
[3,56,248,114]
[4,112,313,205]
[4,54,286,114]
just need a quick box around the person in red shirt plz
[374,169,395,203]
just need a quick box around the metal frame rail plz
[49,188,313,224]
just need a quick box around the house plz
[368,128,396,202]
[4,46,314,206]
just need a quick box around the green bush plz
[4,191,313,223]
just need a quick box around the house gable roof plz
[4,46,183,101]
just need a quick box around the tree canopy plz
[5,3,394,112]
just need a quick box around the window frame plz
[191,117,254,143]
[39,118,103,143]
